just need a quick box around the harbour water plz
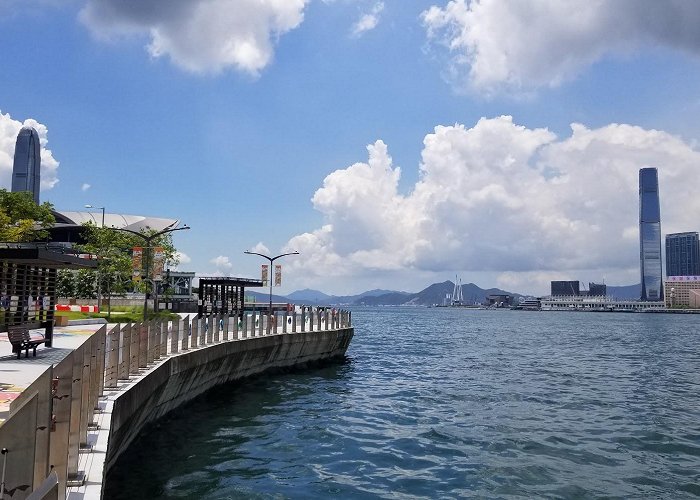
[105,307,700,498]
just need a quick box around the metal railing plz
[0,308,351,499]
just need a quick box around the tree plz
[77,223,181,317]
[0,189,55,242]
[56,269,76,298]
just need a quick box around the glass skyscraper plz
[639,167,663,301]
[665,232,700,277]
[11,126,41,204]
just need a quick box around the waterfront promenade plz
[0,310,353,499]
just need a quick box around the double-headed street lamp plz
[111,224,190,320]
[244,250,299,321]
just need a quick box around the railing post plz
[283,311,288,333]
[214,314,220,342]
[138,323,148,369]
[223,313,230,341]
[191,316,199,348]
[105,325,120,388]
[241,313,248,339]
[171,318,180,354]
[199,316,206,346]
[206,315,214,344]
[119,324,131,380]
[258,312,264,337]
[129,322,139,373]
[146,321,154,365]
[301,308,306,333]
[182,316,190,351]
[317,309,322,331]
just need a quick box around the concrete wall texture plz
[104,328,353,473]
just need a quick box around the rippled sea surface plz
[105,308,700,499]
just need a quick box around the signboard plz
[261,264,269,287]
[132,247,143,282]
[274,265,282,286]
[152,246,165,281]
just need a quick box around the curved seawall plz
[104,328,353,474]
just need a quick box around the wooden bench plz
[7,327,46,359]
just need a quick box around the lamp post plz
[244,250,299,323]
[85,204,106,311]
[111,224,190,320]
[84,204,105,227]
[670,287,675,309]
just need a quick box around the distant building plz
[487,294,512,307]
[551,280,580,296]
[665,232,700,277]
[639,168,663,301]
[665,276,700,308]
[11,126,41,204]
[588,282,607,297]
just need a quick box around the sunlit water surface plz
[105,308,700,498]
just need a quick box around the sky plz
[1,0,700,296]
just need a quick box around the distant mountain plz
[355,281,523,306]
[606,284,641,300]
[286,289,333,302]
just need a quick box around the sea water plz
[105,307,700,498]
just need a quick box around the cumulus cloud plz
[249,242,270,255]
[0,110,59,192]
[285,116,700,293]
[422,0,700,94]
[210,255,233,269]
[81,183,91,191]
[79,0,309,75]
[176,251,191,265]
[351,2,384,37]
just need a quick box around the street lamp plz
[84,204,105,227]
[670,287,675,309]
[111,223,190,320]
[244,250,299,324]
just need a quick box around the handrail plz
[0,309,352,498]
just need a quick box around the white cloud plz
[79,0,309,75]
[351,2,384,37]
[422,0,700,94]
[81,183,91,192]
[285,116,700,294]
[249,242,270,255]
[210,255,233,269]
[176,251,191,265]
[0,110,59,193]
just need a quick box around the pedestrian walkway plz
[0,324,103,424]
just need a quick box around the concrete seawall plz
[104,328,354,474]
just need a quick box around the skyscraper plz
[11,126,41,204]
[639,167,663,301]
[665,232,700,277]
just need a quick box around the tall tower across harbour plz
[639,167,663,301]
[11,126,41,204]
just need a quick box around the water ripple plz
[106,308,700,499]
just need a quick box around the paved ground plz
[0,324,104,423]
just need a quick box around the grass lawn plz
[55,308,179,323]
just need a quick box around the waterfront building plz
[540,296,666,312]
[639,168,664,301]
[11,126,41,204]
[588,282,607,297]
[665,232,700,277]
[664,276,700,308]
[551,280,580,296]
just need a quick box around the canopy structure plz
[0,243,97,344]
[49,210,180,245]
[197,277,263,317]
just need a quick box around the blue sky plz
[1,0,700,296]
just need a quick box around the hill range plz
[245,281,643,307]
